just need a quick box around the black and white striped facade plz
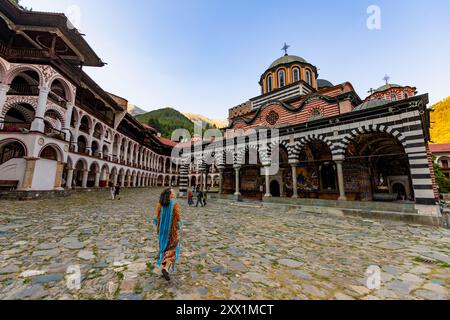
[179,94,440,216]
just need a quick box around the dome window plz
[292,68,300,83]
[391,94,397,101]
[278,70,286,88]
[266,75,273,93]
[305,70,312,85]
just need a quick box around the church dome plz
[353,99,389,112]
[269,55,308,69]
[375,84,402,93]
[317,79,333,89]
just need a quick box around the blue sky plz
[21,0,450,119]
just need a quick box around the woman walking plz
[153,188,182,281]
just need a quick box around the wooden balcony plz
[44,126,66,141]
[1,121,31,132]
[7,83,39,96]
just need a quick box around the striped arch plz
[336,125,408,157]
[236,144,264,165]
[214,150,227,169]
[45,108,66,129]
[292,134,334,158]
[0,60,7,84]
[222,148,238,167]
[6,64,44,87]
[47,75,75,103]
[2,98,38,119]
[266,139,296,162]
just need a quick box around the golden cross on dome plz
[383,74,390,85]
[281,42,290,56]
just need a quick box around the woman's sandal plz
[162,269,171,281]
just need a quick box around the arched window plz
[404,93,409,100]
[305,70,312,85]
[40,146,58,161]
[0,142,25,165]
[80,116,90,134]
[278,70,286,88]
[310,108,322,120]
[266,75,273,93]
[391,94,397,101]
[292,68,300,83]
[77,136,87,154]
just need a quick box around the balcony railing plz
[0,121,31,132]
[48,91,68,108]
[79,124,90,134]
[44,126,66,140]
[7,83,39,96]
[93,131,102,140]
[0,41,49,60]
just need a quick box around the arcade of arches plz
[199,132,415,204]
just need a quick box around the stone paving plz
[0,188,449,300]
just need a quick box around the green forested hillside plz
[135,107,194,139]
[430,96,450,144]
[135,107,219,139]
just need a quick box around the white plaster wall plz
[31,159,57,191]
[0,158,26,186]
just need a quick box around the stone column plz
[66,168,74,190]
[0,84,10,130]
[219,169,224,195]
[94,172,100,188]
[31,87,50,132]
[20,157,38,190]
[54,161,65,190]
[133,175,137,187]
[81,170,88,188]
[113,173,118,186]
[336,160,347,201]
[264,166,272,197]
[291,162,299,198]
[234,166,241,196]
[63,103,74,142]
[203,173,208,191]
[123,144,129,164]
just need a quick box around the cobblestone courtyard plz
[0,188,449,300]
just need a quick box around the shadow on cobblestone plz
[0,188,449,300]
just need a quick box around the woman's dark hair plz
[159,188,173,206]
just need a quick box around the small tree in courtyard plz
[434,158,450,194]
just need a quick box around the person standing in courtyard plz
[114,183,121,200]
[188,188,194,206]
[109,182,115,200]
[153,188,182,281]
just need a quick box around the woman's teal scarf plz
[153,200,181,269]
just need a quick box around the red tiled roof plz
[430,144,450,153]
[142,123,157,133]
[156,136,178,147]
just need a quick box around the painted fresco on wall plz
[296,167,319,191]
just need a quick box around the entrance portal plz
[270,180,280,197]
[392,183,407,200]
